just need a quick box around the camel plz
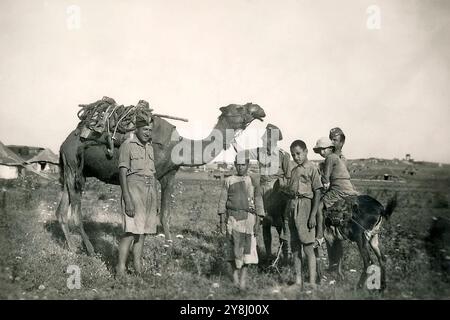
[56,102,266,255]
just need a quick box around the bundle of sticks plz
[77,96,188,140]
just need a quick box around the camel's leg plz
[56,187,76,252]
[159,170,176,241]
[356,235,371,289]
[70,189,95,256]
[334,240,345,280]
[369,234,386,289]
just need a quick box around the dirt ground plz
[0,164,449,300]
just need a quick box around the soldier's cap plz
[264,123,283,141]
[135,115,152,128]
[313,137,334,153]
[329,127,344,138]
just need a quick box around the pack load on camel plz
[75,96,188,158]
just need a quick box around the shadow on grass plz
[44,220,122,270]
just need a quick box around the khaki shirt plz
[288,160,323,199]
[241,147,291,184]
[118,136,156,176]
[322,153,351,185]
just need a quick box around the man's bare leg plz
[116,233,134,276]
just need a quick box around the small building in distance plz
[26,148,59,173]
[403,164,418,176]
[0,141,25,179]
[404,154,414,162]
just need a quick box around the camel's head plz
[219,102,266,130]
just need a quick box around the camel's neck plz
[174,117,237,166]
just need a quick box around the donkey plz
[323,193,397,290]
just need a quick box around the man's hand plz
[124,200,135,217]
[308,216,316,229]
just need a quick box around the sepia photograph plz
[0,0,449,305]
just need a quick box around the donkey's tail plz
[382,192,398,220]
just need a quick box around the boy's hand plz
[124,200,135,217]
[253,217,262,237]
[308,216,316,229]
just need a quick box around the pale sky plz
[1,0,449,163]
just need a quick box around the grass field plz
[0,162,449,300]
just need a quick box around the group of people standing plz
[114,114,358,292]
[219,124,359,290]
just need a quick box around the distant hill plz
[345,158,450,181]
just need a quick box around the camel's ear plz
[220,106,228,113]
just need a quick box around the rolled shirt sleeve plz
[118,141,131,169]
[311,166,324,191]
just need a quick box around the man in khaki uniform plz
[116,115,158,277]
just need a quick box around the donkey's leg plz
[369,234,386,289]
[56,187,76,251]
[324,227,336,269]
[160,170,176,242]
[263,220,273,259]
[356,235,371,289]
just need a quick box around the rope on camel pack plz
[76,97,189,157]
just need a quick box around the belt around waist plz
[127,174,155,182]
[291,194,313,200]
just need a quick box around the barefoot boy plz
[217,151,265,290]
[283,140,322,289]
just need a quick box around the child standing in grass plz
[217,151,265,290]
[283,140,322,290]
